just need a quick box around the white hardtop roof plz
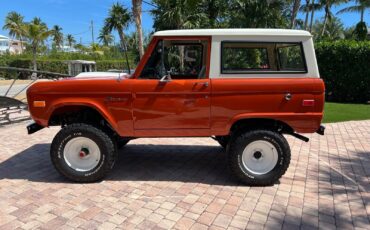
[154,29,312,37]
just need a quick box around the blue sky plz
[0,0,369,45]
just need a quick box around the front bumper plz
[27,122,44,134]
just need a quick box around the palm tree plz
[2,11,24,49]
[337,0,369,40]
[300,0,311,30]
[300,0,322,31]
[132,0,144,58]
[66,34,76,48]
[152,0,206,30]
[337,0,369,23]
[320,0,346,37]
[103,2,131,70]
[290,0,301,28]
[51,25,63,49]
[21,18,53,72]
[200,0,228,28]
[313,16,345,40]
[98,27,114,46]
[228,0,290,28]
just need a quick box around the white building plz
[0,34,25,54]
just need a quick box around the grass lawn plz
[323,102,370,123]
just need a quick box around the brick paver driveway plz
[0,120,369,229]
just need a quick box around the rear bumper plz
[27,121,44,134]
[316,125,325,135]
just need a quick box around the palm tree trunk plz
[291,0,301,29]
[321,10,329,37]
[133,0,144,59]
[32,45,37,71]
[304,0,310,30]
[118,29,131,74]
[361,8,364,22]
[309,0,315,33]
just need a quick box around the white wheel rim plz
[242,140,278,175]
[63,137,101,172]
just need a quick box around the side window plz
[221,43,270,73]
[140,39,208,79]
[221,42,307,74]
[277,44,305,71]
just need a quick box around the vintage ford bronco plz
[27,29,325,185]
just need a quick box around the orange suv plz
[27,29,325,185]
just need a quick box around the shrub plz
[315,40,370,103]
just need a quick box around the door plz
[132,37,211,130]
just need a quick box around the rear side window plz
[277,44,305,71]
[221,42,306,74]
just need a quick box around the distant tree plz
[132,0,144,58]
[103,2,131,69]
[152,0,206,30]
[2,11,24,48]
[300,0,323,32]
[21,18,53,71]
[98,27,114,46]
[313,16,345,40]
[199,0,228,28]
[337,0,369,40]
[290,0,301,28]
[66,34,76,48]
[320,0,347,37]
[227,0,290,28]
[301,0,311,30]
[51,25,63,49]
[337,0,369,23]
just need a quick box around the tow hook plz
[316,125,325,135]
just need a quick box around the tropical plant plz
[103,2,131,69]
[337,0,370,40]
[300,0,323,31]
[199,0,228,28]
[21,17,53,71]
[320,0,347,37]
[132,0,144,58]
[227,0,291,28]
[290,0,301,28]
[66,34,76,48]
[337,0,370,23]
[51,25,63,49]
[313,16,345,40]
[2,11,24,46]
[98,27,114,46]
[152,0,206,30]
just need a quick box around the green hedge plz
[315,40,370,103]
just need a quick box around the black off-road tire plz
[228,130,290,186]
[50,123,117,182]
[215,136,230,149]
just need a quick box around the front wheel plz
[50,123,116,182]
[228,130,290,186]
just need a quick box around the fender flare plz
[45,99,119,131]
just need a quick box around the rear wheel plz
[228,129,290,186]
[50,123,116,182]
